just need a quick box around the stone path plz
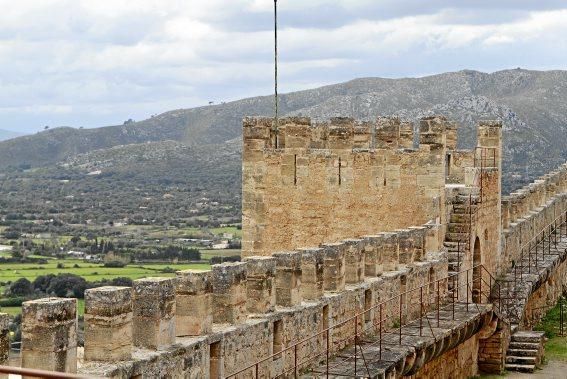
[308,303,494,378]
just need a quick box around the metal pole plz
[294,344,298,378]
[399,295,403,344]
[437,279,440,327]
[420,287,423,336]
[326,328,329,378]
[466,270,469,312]
[273,0,279,146]
[379,303,383,360]
[354,315,358,377]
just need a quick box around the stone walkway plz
[308,303,494,378]
[496,239,567,325]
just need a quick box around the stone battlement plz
[0,221,448,378]
[502,162,567,227]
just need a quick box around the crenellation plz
[299,248,325,300]
[321,242,346,292]
[343,238,365,284]
[84,286,133,362]
[175,270,213,336]
[362,235,382,276]
[273,251,303,307]
[212,262,248,324]
[21,298,77,373]
[243,256,277,313]
[132,277,176,350]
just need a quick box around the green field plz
[0,259,210,283]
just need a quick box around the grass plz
[200,249,241,260]
[0,258,210,283]
[545,336,567,361]
[1,298,85,317]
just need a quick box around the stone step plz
[449,214,472,224]
[454,194,481,204]
[451,205,478,214]
[447,223,470,233]
[505,363,536,373]
[511,331,545,343]
[506,355,537,365]
[445,232,470,242]
[507,348,539,357]
[509,341,540,350]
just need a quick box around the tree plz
[7,278,34,297]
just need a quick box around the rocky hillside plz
[1,69,566,194]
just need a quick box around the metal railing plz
[225,264,501,378]
[513,210,567,283]
[496,209,567,325]
[531,296,567,336]
[0,366,95,378]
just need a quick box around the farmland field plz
[0,259,210,283]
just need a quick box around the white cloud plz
[0,1,566,132]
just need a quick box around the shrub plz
[103,261,126,268]
[6,278,33,297]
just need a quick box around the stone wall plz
[242,116,452,257]
[58,223,447,378]
[522,249,567,329]
[406,333,479,379]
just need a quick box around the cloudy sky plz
[1,0,567,133]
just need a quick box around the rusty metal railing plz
[225,264,501,378]
[0,366,95,378]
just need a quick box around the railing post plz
[452,275,455,320]
[420,287,423,337]
[437,279,440,327]
[479,266,482,304]
[354,315,358,377]
[326,328,329,378]
[399,295,403,344]
[294,344,298,378]
[255,363,259,379]
[379,303,383,360]
[466,270,469,312]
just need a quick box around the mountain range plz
[0,69,566,210]
[0,129,23,142]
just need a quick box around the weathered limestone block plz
[321,243,346,292]
[299,248,324,300]
[176,270,213,336]
[343,238,365,284]
[212,262,248,324]
[133,277,176,349]
[363,235,382,277]
[84,286,132,361]
[0,313,9,366]
[446,121,459,150]
[378,232,398,271]
[376,116,401,148]
[397,228,426,264]
[21,298,77,373]
[327,117,354,149]
[408,226,427,261]
[399,120,414,149]
[419,116,447,149]
[353,121,372,149]
[243,256,276,314]
[274,251,302,307]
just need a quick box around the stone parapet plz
[212,262,248,324]
[132,277,176,349]
[84,286,132,361]
[243,256,276,314]
[21,298,77,373]
[176,270,213,336]
[273,251,302,307]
